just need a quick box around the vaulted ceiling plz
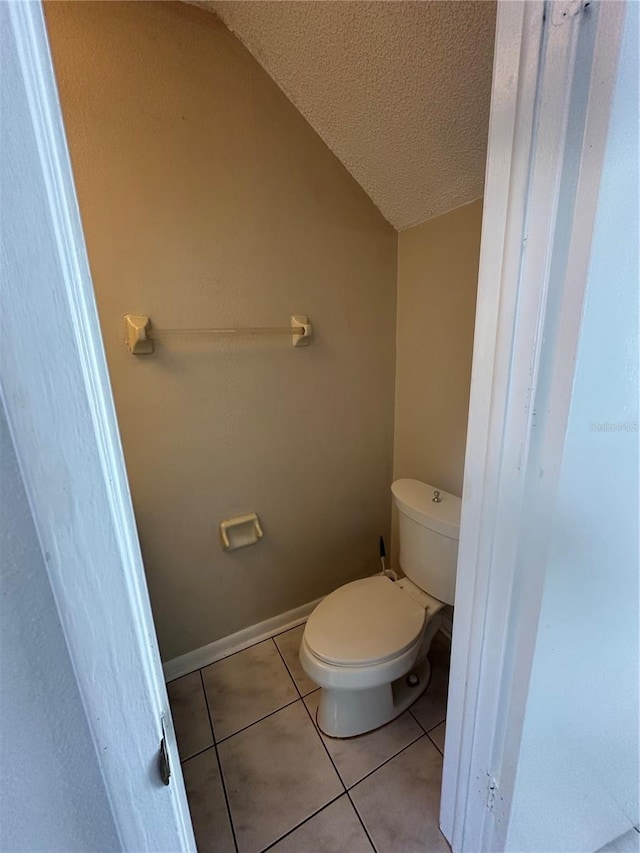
[194,1,496,230]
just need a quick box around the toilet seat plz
[304,576,426,668]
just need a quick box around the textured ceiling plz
[193,1,496,230]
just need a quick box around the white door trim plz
[1,3,195,849]
[441,1,626,850]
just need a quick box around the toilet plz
[300,478,460,738]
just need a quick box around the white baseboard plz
[163,597,323,682]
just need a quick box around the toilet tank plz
[391,479,461,606]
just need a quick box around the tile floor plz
[168,625,452,853]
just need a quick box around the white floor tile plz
[202,639,298,741]
[218,701,343,853]
[410,634,451,734]
[274,625,318,696]
[304,691,423,788]
[167,670,213,760]
[182,748,235,853]
[174,629,452,853]
[269,795,373,853]
[429,721,446,754]
[350,736,450,853]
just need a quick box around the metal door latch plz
[159,726,171,786]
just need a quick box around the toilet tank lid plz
[391,479,461,539]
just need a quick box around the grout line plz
[190,629,440,853]
[197,668,216,745]
[271,636,323,699]
[347,732,427,793]
[270,622,308,642]
[303,690,428,792]
[300,696,346,792]
[403,659,436,735]
[409,708,428,734]
[200,634,335,853]
[272,635,305,700]
[215,695,301,745]
[427,731,444,757]
[180,742,217,765]
[346,791,377,853]
[258,792,346,853]
[329,732,431,853]
[178,629,442,853]
[167,635,282,683]
[207,634,346,853]
[201,637,302,746]
[298,697,378,853]
[408,705,446,736]
[199,669,239,853]
[199,635,274,673]
[166,623,307,684]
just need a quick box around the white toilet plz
[300,478,460,738]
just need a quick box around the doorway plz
[2,1,635,851]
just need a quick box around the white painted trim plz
[164,597,324,682]
[1,4,195,849]
[483,7,628,848]
[441,1,626,851]
[441,4,544,841]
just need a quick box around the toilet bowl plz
[300,479,460,738]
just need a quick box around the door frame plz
[441,1,626,850]
[1,0,625,850]
[2,3,195,849]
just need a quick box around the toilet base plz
[316,656,432,738]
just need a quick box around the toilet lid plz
[305,576,426,667]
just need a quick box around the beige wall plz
[392,199,482,564]
[45,2,397,661]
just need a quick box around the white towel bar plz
[124,314,312,354]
